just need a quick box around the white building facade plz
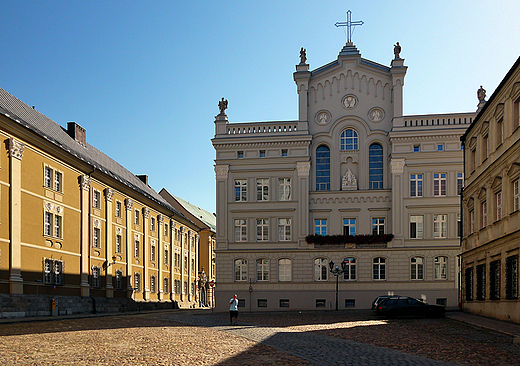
[212,40,476,311]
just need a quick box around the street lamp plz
[329,260,347,311]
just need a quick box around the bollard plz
[52,298,58,316]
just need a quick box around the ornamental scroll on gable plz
[342,169,357,190]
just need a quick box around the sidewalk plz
[446,310,520,343]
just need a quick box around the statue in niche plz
[394,42,401,59]
[477,85,486,102]
[218,97,228,115]
[342,169,357,190]
[300,47,307,64]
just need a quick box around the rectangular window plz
[314,219,327,236]
[435,256,448,280]
[411,257,424,280]
[164,247,169,265]
[115,201,122,218]
[482,201,488,227]
[278,178,291,201]
[151,244,156,262]
[234,179,247,202]
[134,210,140,225]
[134,273,141,292]
[279,299,289,307]
[343,218,356,236]
[278,259,292,282]
[92,267,101,288]
[54,171,62,192]
[410,174,423,197]
[345,299,356,308]
[457,213,462,237]
[150,276,156,293]
[116,235,122,253]
[234,219,247,242]
[163,277,169,294]
[465,267,473,301]
[93,190,100,209]
[256,178,269,201]
[470,209,475,233]
[93,228,100,248]
[343,257,356,280]
[54,215,62,238]
[372,218,385,235]
[164,223,168,237]
[490,260,501,300]
[44,166,53,188]
[457,173,464,195]
[281,149,288,157]
[413,144,420,152]
[515,180,520,212]
[373,257,386,280]
[433,214,447,238]
[497,118,504,146]
[258,299,267,307]
[150,217,156,231]
[134,240,140,258]
[409,215,423,239]
[316,299,326,308]
[44,212,52,236]
[433,173,447,196]
[437,144,444,151]
[237,151,244,159]
[44,259,64,285]
[256,219,269,242]
[115,270,123,290]
[496,192,502,221]
[506,255,518,300]
[476,264,486,300]
[256,259,269,281]
[278,218,291,241]
[259,150,266,158]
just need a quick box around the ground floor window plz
[490,260,501,300]
[316,299,326,307]
[476,264,486,300]
[279,299,290,308]
[115,270,123,290]
[257,299,267,307]
[44,258,63,285]
[345,299,355,308]
[92,266,101,288]
[465,267,473,301]
[506,255,518,300]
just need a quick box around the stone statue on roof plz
[394,42,401,59]
[218,97,228,115]
[300,47,307,64]
[477,85,486,102]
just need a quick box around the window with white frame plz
[457,173,464,195]
[340,129,359,150]
[44,210,63,239]
[115,201,122,218]
[54,171,62,192]
[184,281,188,295]
[54,215,62,238]
[44,212,53,236]
[134,272,141,291]
[372,218,385,235]
[93,190,101,209]
[497,118,504,147]
[134,209,140,225]
[278,178,291,201]
[256,219,268,242]
[234,179,247,202]
[496,191,502,221]
[433,214,447,238]
[457,213,462,237]
[435,256,447,280]
[278,218,291,241]
[410,174,423,197]
[256,258,269,281]
[151,243,156,262]
[234,219,247,242]
[482,201,488,227]
[164,246,169,265]
[93,228,100,248]
[164,223,168,237]
[44,166,52,188]
[44,165,63,192]
[256,178,269,201]
[410,215,423,239]
[342,257,356,280]
[115,270,123,290]
[343,218,356,236]
[115,234,122,253]
[234,259,248,281]
[411,257,424,280]
[515,180,520,212]
[92,266,101,288]
[413,144,420,152]
[278,258,292,282]
[314,258,328,281]
[164,277,169,294]
[237,151,244,159]
[150,217,156,231]
[373,257,386,280]
[44,258,63,285]
[314,219,327,236]
[150,275,157,293]
[437,144,444,151]
[134,240,140,258]
[433,173,447,196]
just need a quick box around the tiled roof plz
[0,87,186,220]
[170,193,216,232]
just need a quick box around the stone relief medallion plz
[315,110,331,125]
[368,107,385,122]
[342,94,358,110]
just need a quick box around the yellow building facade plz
[0,87,203,313]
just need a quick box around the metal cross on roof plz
[335,10,364,45]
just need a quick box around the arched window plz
[369,143,383,189]
[435,256,448,280]
[340,129,358,150]
[373,257,386,280]
[314,258,328,281]
[411,257,424,280]
[256,258,269,281]
[316,146,330,191]
[234,259,248,281]
[342,257,356,281]
[278,258,292,282]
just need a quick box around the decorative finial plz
[477,85,486,102]
[394,42,401,59]
[218,97,228,115]
[299,47,307,64]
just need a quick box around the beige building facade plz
[461,57,520,323]
[212,40,476,311]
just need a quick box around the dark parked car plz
[373,295,445,318]
[371,295,393,312]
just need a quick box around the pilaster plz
[157,214,164,301]
[390,58,407,127]
[214,165,229,250]
[124,198,134,297]
[80,174,91,296]
[294,63,311,130]
[9,138,24,294]
[142,207,150,300]
[104,188,114,297]
[296,161,310,247]
[390,158,406,247]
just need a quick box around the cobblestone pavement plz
[1,310,519,365]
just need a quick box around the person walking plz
[229,294,239,325]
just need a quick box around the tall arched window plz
[234,259,248,281]
[316,145,330,191]
[256,258,269,281]
[340,129,358,150]
[278,258,292,282]
[369,143,383,189]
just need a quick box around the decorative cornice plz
[81,175,91,191]
[214,165,229,179]
[104,188,114,202]
[9,138,25,160]
[389,134,463,143]
[213,140,311,149]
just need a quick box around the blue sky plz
[2,1,520,214]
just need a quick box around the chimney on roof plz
[67,122,86,145]
[136,175,149,186]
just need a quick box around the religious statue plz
[477,85,486,102]
[300,47,307,64]
[218,97,228,115]
[342,169,357,190]
[394,42,401,59]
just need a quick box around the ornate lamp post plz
[329,260,347,311]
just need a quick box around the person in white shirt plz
[229,294,238,325]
